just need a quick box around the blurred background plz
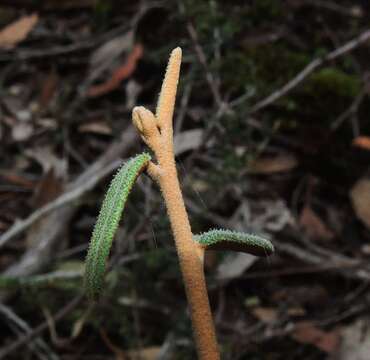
[0,1,370,359]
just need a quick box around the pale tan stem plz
[157,161,219,360]
[146,161,162,182]
[156,47,182,141]
[132,48,220,359]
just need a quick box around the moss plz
[274,67,363,122]
[221,45,309,96]
[304,67,361,98]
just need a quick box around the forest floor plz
[0,1,370,359]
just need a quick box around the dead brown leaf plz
[87,44,143,98]
[0,171,35,189]
[100,328,161,360]
[299,206,334,240]
[32,168,64,208]
[353,136,370,151]
[249,153,298,174]
[0,13,38,50]
[39,70,59,109]
[287,307,306,317]
[126,347,161,360]
[350,178,370,229]
[89,31,133,74]
[78,122,112,135]
[292,321,340,353]
[251,307,278,324]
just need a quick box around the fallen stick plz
[250,29,370,113]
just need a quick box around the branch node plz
[146,161,162,182]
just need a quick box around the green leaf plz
[194,229,274,257]
[84,153,151,300]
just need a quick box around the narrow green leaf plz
[84,153,151,300]
[194,229,274,257]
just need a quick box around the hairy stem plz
[158,156,219,360]
[132,48,220,359]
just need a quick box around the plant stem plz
[131,47,220,359]
[157,154,220,360]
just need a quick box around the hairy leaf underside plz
[194,229,274,257]
[84,153,151,300]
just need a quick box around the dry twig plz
[250,29,370,113]
[0,294,83,359]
